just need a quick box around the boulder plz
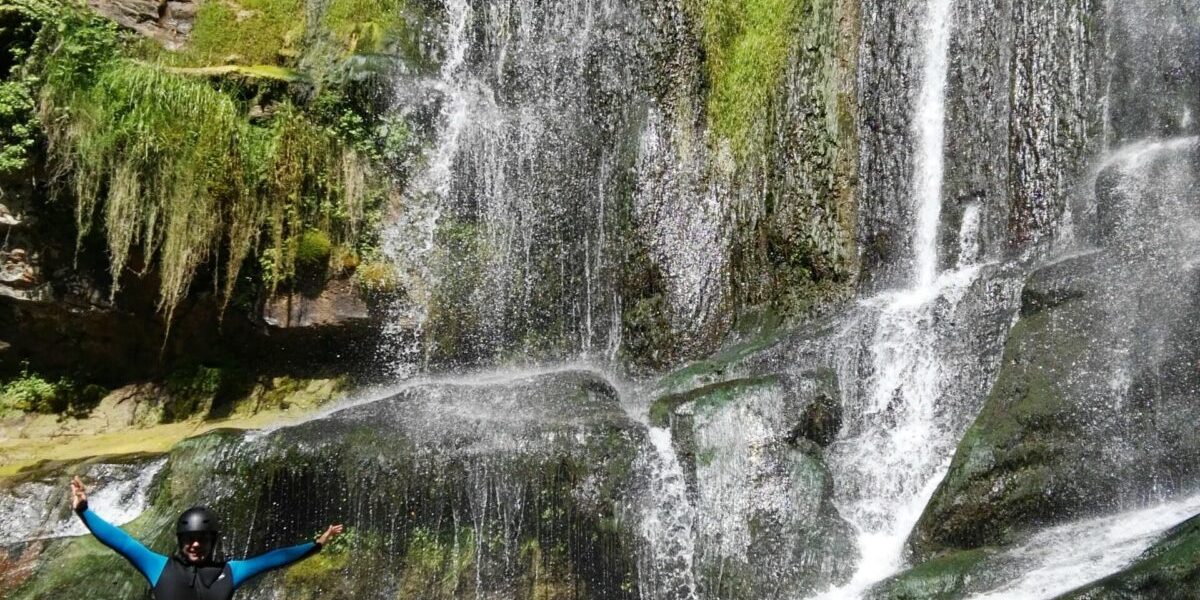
[910,249,1200,559]
[655,371,857,599]
[909,139,1200,561]
[7,370,647,599]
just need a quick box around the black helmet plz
[176,506,220,536]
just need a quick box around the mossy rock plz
[656,370,855,598]
[1055,514,1200,599]
[10,370,645,599]
[910,250,1200,560]
[865,549,998,600]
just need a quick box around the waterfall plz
[812,0,994,595]
[911,0,954,288]
[0,459,165,545]
[635,427,699,600]
[382,0,653,367]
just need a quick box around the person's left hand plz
[70,476,88,511]
[316,524,344,546]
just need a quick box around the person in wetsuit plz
[70,476,343,599]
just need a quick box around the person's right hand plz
[70,475,88,511]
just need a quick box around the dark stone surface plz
[8,370,646,599]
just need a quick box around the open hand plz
[70,475,87,510]
[316,523,344,546]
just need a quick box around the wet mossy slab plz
[910,246,1200,560]
[7,370,646,599]
[865,548,1000,600]
[1055,513,1200,600]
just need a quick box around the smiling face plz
[179,533,214,563]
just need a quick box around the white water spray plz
[636,427,699,600]
[0,459,166,545]
[911,0,954,288]
[813,0,963,596]
[970,494,1200,599]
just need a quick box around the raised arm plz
[228,523,343,588]
[70,476,168,586]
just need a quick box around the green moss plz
[354,260,401,296]
[399,527,475,599]
[187,0,305,66]
[655,328,785,394]
[293,230,333,286]
[649,375,780,427]
[867,549,992,600]
[252,376,345,412]
[282,526,375,599]
[688,0,802,159]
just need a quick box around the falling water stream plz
[814,0,968,595]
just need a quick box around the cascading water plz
[910,0,953,289]
[814,0,990,594]
[384,0,654,367]
[634,427,699,600]
[968,493,1200,599]
[11,1,1200,599]
[0,459,165,545]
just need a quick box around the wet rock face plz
[910,139,1200,560]
[225,370,646,599]
[657,371,857,599]
[938,0,1106,264]
[7,371,648,599]
[911,250,1200,558]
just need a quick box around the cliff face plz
[4,0,1200,598]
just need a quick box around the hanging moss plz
[34,12,376,322]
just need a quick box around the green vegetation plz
[162,365,227,422]
[7,2,400,322]
[295,230,333,267]
[866,549,992,600]
[0,78,35,175]
[354,260,401,295]
[186,0,305,65]
[398,527,476,598]
[0,367,105,415]
[686,0,802,158]
[0,0,48,179]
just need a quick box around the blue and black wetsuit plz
[75,504,321,600]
